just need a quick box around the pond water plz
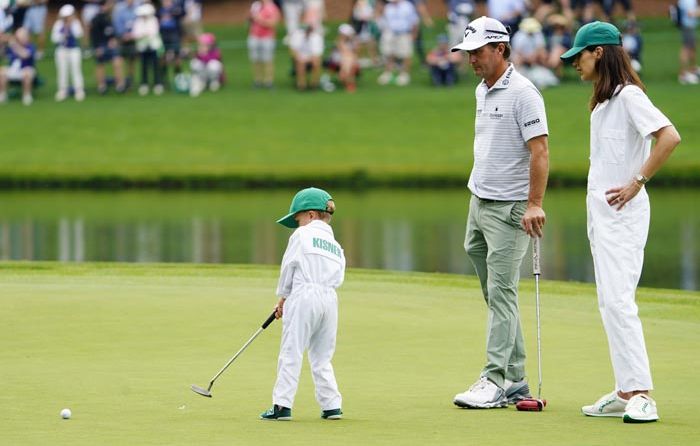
[0,189,697,290]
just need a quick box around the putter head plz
[515,398,546,412]
[191,384,213,398]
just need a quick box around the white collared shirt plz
[382,0,419,34]
[276,220,345,299]
[588,84,671,192]
[469,63,549,201]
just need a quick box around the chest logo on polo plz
[489,106,503,119]
[312,237,342,258]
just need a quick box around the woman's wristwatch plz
[634,173,649,185]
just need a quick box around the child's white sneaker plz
[138,85,149,96]
[153,84,164,95]
[75,89,85,102]
[623,394,659,423]
[0,91,7,103]
[209,80,220,92]
[581,391,627,417]
[22,93,33,106]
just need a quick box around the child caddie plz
[261,187,345,421]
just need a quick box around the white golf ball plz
[60,408,71,419]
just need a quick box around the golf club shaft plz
[207,310,277,389]
[533,236,542,400]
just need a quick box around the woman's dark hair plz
[588,44,645,111]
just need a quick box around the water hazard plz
[1,190,697,290]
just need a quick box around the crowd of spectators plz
[0,0,697,105]
[0,0,209,103]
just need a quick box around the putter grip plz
[262,311,277,329]
[532,237,541,276]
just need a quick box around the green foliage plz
[1,18,698,188]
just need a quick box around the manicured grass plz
[1,19,698,187]
[1,263,699,445]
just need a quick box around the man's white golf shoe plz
[504,379,532,403]
[453,377,507,409]
[581,391,628,417]
[623,394,659,423]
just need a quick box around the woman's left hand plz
[605,180,642,210]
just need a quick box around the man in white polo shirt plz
[450,16,550,409]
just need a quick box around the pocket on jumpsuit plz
[619,192,650,250]
[599,129,626,164]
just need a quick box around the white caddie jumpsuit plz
[273,219,345,410]
[588,84,671,393]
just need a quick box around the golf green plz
[1,263,698,445]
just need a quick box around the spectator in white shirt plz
[377,0,419,86]
[511,17,559,89]
[51,4,85,102]
[289,23,324,90]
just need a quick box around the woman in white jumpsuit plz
[261,187,345,421]
[561,21,681,423]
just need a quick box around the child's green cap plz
[277,187,334,228]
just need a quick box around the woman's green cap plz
[277,187,333,228]
[560,21,621,63]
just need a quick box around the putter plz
[191,310,277,398]
[516,236,547,412]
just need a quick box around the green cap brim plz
[277,213,299,228]
[560,46,585,63]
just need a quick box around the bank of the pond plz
[2,166,700,190]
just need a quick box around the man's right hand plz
[521,205,546,238]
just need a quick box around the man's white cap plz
[451,16,510,52]
[58,4,75,18]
